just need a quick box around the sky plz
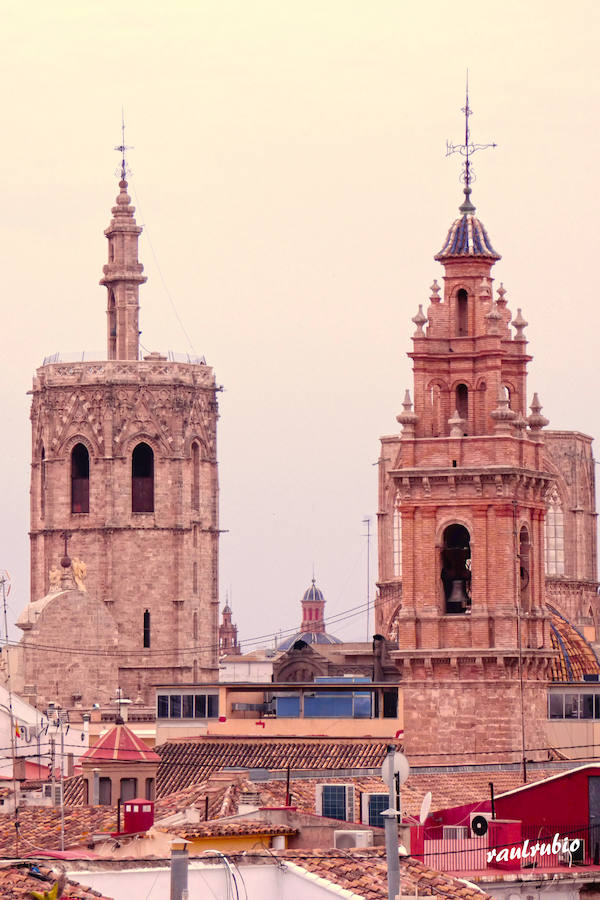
[1,0,599,649]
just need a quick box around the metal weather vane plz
[446,74,496,212]
[114,109,133,181]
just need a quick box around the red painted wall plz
[495,768,594,830]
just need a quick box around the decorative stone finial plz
[396,390,419,438]
[496,283,507,307]
[512,308,528,341]
[448,409,467,438]
[485,300,502,335]
[490,387,517,434]
[429,280,441,303]
[513,412,527,436]
[412,305,427,338]
[528,393,549,437]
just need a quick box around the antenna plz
[114,108,133,181]
[445,72,496,212]
[0,570,19,856]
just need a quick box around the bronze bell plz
[448,578,468,609]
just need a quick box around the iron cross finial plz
[114,108,133,181]
[445,73,497,213]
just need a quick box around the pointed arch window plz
[108,289,116,359]
[143,609,151,648]
[546,488,565,575]
[40,446,46,518]
[71,443,90,514]
[132,443,154,513]
[393,496,402,578]
[191,442,200,511]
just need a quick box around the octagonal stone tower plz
[26,176,220,708]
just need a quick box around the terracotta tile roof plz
[154,774,243,821]
[63,774,85,806]
[156,737,393,795]
[400,770,556,817]
[0,862,113,899]
[547,604,600,682]
[156,820,297,839]
[81,723,161,763]
[0,806,117,856]
[251,776,388,820]
[271,850,492,900]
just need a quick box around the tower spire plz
[445,73,497,214]
[100,118,146,360]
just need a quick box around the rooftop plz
[0,862,113,900]
[42,350,207,366]
[81,722,161,764]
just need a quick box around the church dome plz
[302,581,325,604]
[277,629,342,651]
[435,210,500,262]
[277,578,342,650]
[547,604,600,682]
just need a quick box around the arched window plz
[143,609,151,648]
[441,524,471,614]
[393,497,402,578]
[193,611,198,640]
[40,446,46,518]
[546,488,565,575]
[71,443,90,514]
[519,526,531,609]
[108,289,116,359]
[193,659,198,683]
[193,562,198,595]
[456,384,468,423]
[191,442,200,511]
[457,289,468,336]
[132,443,154,513]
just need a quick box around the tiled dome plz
[302,581,325,604]
[547,604,600,682]
[435,213,500,262]
[277,630,342,651]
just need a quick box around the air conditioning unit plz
[443,825,469,840]
[559,838,586,865]
[470,812,492,837]
[334,830,374,849]
[42,784,62,806]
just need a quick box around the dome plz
[277,630,342,652]
[435,212,500,262]
[303,580,325,605]
[547,604,600,682]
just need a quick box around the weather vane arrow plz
[114,108,133,181]
[445,72,496,213]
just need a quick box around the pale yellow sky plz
[1,0,599,646]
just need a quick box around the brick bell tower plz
[27,167,220,706]
[375,106,558,762]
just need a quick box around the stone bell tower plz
[375,114,559,760]
[25,170,220,709]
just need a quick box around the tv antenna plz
[445,72,496,212]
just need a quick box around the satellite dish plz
[419,791,432,825]
[381,751,410,788]
[471,814,489,837]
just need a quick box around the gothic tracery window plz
[546,488,565,576]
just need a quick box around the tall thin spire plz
[445,73,497,214]
[100,117,146,360]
